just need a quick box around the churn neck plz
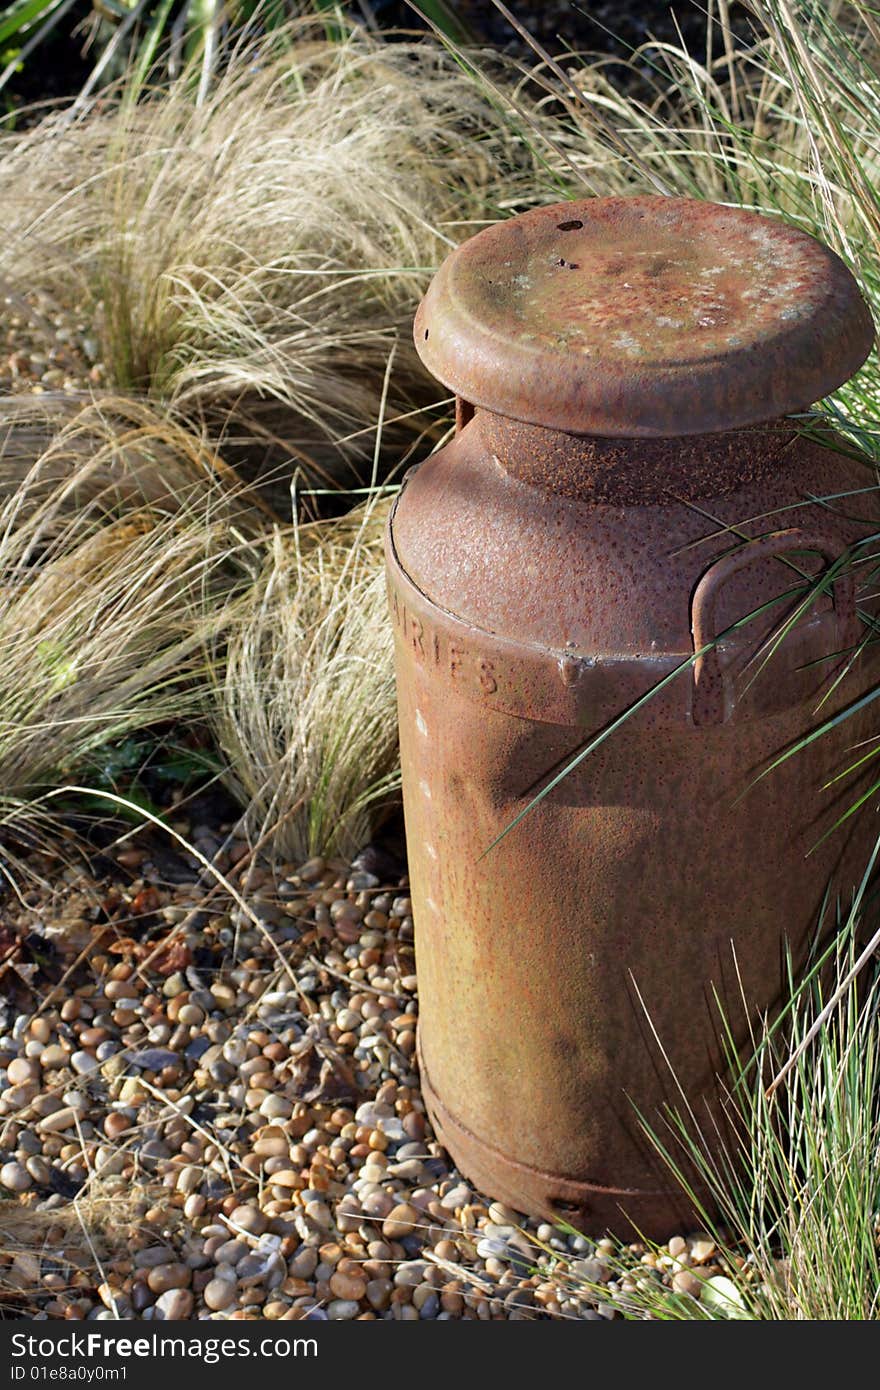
[472,407,798,505]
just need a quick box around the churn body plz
[385,197,880,1237]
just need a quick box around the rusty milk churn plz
[384,196,880,1238]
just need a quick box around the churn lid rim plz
[413,196,875,437]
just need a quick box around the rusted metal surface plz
[690,527,859,727]
[415,197,874,437]
[387,196,880,1238]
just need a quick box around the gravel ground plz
[0,814,745,1322]
[1,291,105,396]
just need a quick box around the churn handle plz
[691,527,858,727]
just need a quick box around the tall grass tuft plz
[607,909,880,1320]
[0,16,542,491]
[211,493,399,863]
[0,394,261,860]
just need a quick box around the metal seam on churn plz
[386,195,880,1239]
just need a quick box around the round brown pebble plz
[672,1269,703,1299]
[147,1263,191,1295]
[103,1113,132,1141]
[203,1278,236,1311]
[382,1203,420,1240]
[329,1271,367,1301]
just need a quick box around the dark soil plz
[3,1,93,113]
[368,1,757,82]
[6,1,758,112]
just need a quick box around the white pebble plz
[0,1161,31,1192]
[327,1299,360,1320]
[71,1051,98,1075]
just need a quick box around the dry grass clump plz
[0,17,541,493]
[0,394,262,854]
[598,919,880,1321]
[0,1181,163,1316]
[0,391,272,521]
[212,495,399,863]
[0,389,402,868]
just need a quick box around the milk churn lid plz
[414,197,875,437]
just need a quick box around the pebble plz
[303,1200,332,1230]
[488,1202,519,1225]
[130,1049,182,1071]
[327,1300,360,1320]
[701,1275,750,1319]
[288,1247,318,1280]
[366,1278,392,1310]
[571,1258,609,1285]
[387,1158,425,1181]
[203,1278,236,1311]
[672,1269,703,1299]
[690,1237,716,1264]
[103,1112,132,1140]
[213,1240,248,1266]
[440,1183,471,1210]
[147,1263,191,1294]
[329,1271,367,1301]
[0,1161,31,1192]
[154,1290,194,1319]
[176,1167,201,1195]
[382,1203,420,1239]
[230,1204,267,1235]
[39,1045,68,1069]
[361,1191,394,1219]
[177,1004,204,1027]
[25,1155,50,1185]
[71,1051,98,1075]
[37,1107,78,1134]
[394,1260,428,1287]
[6,1057,38,1084]
[267,1169,299,1189]
[253,1129,288,1158]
